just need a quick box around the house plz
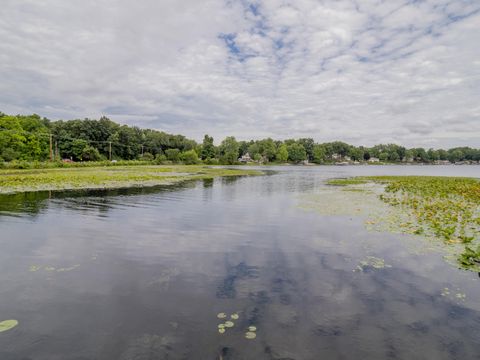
[343,155,351,162]
[368,157,380,163]
[238,153,252,163]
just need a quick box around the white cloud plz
[0,0,479,148]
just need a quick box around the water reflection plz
[0,166,479,359]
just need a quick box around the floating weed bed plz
[0,320,18,333]
[0,166,263,194]
[305,176,480,272]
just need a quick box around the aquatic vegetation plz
[355,256,391,272]
[216,313,238,335]
[245,325,257,339]
[326,178,369,186]
[440,287,466,302]
[29,265,41,272]
[0,320,18,332]
[458,245,480,271]
[0,166,263,194]
[331,176,480,271]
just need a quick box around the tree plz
[287,143,306,163]
[165,148,181,162]
[180,150,199,164]
[298,138,315,161]
[259,138,277,162]
[312,144,326,164]
[219,136,239,165]
[81,145,102,161]
[276,144,288,162]
[200,135,216,160]
[448,149,463,163]
[71,139,89,160]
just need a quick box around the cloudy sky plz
[1,0,479,147]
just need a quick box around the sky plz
[1,0,479,148]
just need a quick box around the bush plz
[165,149,180,162]
[139,152,154,161]
[179,150,199,165]
[154,154,167,164]
[204,158,219,165]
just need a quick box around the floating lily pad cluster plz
[441,287,466,301]
[0,320,18,333]
[245,326,257,339]
[217,312,238,334]
[216,312,258,340]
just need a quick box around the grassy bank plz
[0,165,263,194]
[328,176,480,271]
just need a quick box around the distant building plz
[343,155,351,162]
[368,157,380,163]
[238,153,252,163]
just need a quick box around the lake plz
[1,165,479,359]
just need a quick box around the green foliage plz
[219,136,239,165]
[458,245,480,270]
[81,145,102,161]
[165,148,181,162]
[179,150,199,164]
[287,143,306,163]
[276,144,288,162]
[200,134,216,160]
[312,145,326,164]
[154,153,167,164]
[139,152,154,161]
[1,111,479,165]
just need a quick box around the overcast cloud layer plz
[1,0,479,147]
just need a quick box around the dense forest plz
[1,112,479,165]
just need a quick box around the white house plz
[238,153,252,163]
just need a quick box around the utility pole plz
[109,141,112,161]
[55,141,58,161]
[49,134,53,161]
[141,145,144,156]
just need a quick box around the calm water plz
[0,166,480,360]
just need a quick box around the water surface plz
[1,166,479,359]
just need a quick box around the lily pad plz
[230,313,239,320]
[224,321,234,328]
[217,312,227,319]
[218,328,226,334]
[218,324,225,329]
[0,320,18,332]
[248,326,257,332]
[29,265,41,272]
[245,331,256,339]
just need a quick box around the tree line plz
[1,112,479,165]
